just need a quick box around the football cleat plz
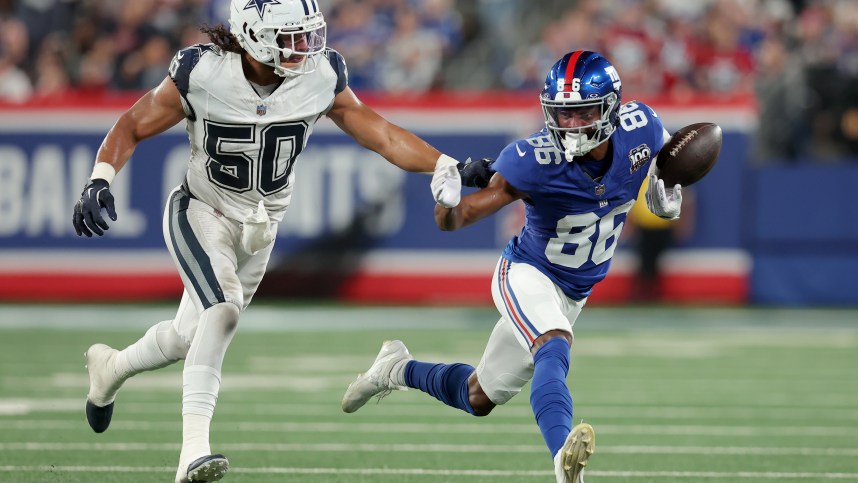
[341,340,412,413]
[179,454,229,483]
[84,343,127,433]
[554,422,596,483]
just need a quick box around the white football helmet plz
[229,0,327,77]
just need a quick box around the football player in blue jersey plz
[342,51,684,483]
[72,1,471,482]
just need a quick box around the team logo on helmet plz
[244,0,281,18]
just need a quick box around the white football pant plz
[475,257,586,405]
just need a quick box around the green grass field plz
[1,304,857,482]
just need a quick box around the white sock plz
[180,365,220,464]
[178,303,239,470]
[176,413,212,482]
[389,359,409,387]
[179,413,212,464]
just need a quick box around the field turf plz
[0,304,856,482]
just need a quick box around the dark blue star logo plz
[243,0,281,18]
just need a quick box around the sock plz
[183,364,221,419]
[181,365,219,461]
[179,303,239,466]
[118,320,188,377]
[530,337,573,457]
[389,358,409,387]
[404,361,475,415]
[177,412,212,480]
[180,413,212,462]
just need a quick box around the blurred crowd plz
[1,0,857,160]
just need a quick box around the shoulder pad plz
[169,44,217,121]
[324,48,348,95]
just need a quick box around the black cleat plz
[187,454,229,482]
[85,399,114,433]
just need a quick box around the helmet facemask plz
[255,17,326,76]
[541,92,618,158]
[230,1,327,78]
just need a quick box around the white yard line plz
[0,419,856,437]
[5,398,858,422]
[1,442,857,457]
[0,465,856,479]
[1,305,857,332]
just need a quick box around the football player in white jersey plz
[71,1,472,481]
[341,51,685,483]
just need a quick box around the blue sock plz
[404,361,476,415]
[530,337,573,457]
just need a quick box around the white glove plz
[431,154,462,208]
[241,200,274,255]
[645,172,683,220]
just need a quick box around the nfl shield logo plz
[595,184,606,196]
[256,104,267,116]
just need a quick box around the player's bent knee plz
[206,302,241,336]
[469,393,495,416]
[157,320,191,360]
[467,373,496,417]
[531,329,573,355]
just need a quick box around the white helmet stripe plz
[298,0,309,15]
[310,0,318,14]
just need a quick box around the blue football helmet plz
[541,51,622,158]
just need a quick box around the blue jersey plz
[493,101,669,300]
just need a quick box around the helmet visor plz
[541,92,618,156]
[258,17,326,76]
[543,100,604,135]
[275,25,326,60]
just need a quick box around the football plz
[655,122,722,186]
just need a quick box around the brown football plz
[655,122,722,186]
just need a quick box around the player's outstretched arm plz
[326,87,441,172]
[72,76,186,237]
[327,87,462,207]
[435,172,522,231]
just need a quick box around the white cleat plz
[84,343,128,433]
[341,340,412,413]
[554,422,596,483]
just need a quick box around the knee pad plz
[205,303,240,338]
[185,302,241,368]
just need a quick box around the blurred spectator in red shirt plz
[688,3,755,96]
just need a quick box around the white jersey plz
[168,43,348,223]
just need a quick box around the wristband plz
[435,154,458,170]
[90,162,116,184]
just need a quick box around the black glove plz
[458,157,495,189]
[73,178,117,237]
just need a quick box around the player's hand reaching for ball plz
[73,178,117,237]
[431,154,462,208]
[645,171,682,220]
